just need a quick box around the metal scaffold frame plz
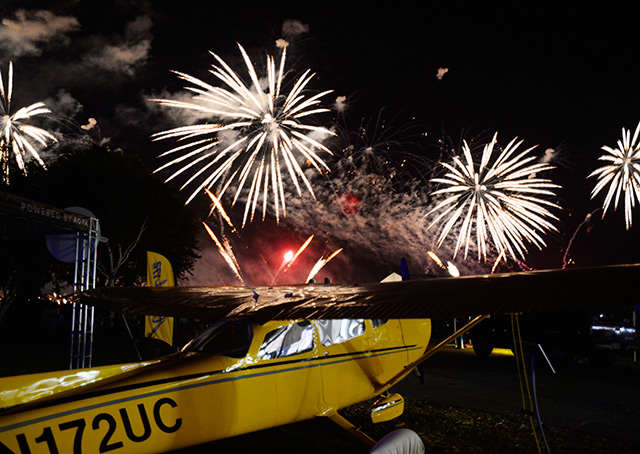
[0,191,101,370]
[69,217,100,369]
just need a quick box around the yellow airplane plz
[0,263,638,453]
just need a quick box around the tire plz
[472,338,494,358]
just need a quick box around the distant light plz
[447,261,460,277]
[284,250,294,263]
[43,292,73,305]
[591,325,636,335]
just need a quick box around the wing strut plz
[325,410,377,447]
[376,314,491,392]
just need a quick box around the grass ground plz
[176,397,637,453]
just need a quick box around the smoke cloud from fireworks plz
[0,9,79,58]
[84,16,152,75]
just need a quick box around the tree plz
[38,144,202,285]
[0,144,202,326]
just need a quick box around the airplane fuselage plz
[0,318,431,453]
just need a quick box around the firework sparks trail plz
[271,234,314,284]
[0,62,57,184]
[151,42,335,226]
[205,188,237,233]
[427,250,446,269]
[427,250,462,276]
[427,132,561,261]
[283,234,314,272]
[446,261,460,277]
[590,121,640,229]
[491,250,505,273]
[202,222,245,284]
[562,209,599,269]
[306,248,342,283]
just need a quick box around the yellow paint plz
[0,318,431,453]
[0,360,164,408]
[371,393,405,424]
[492,347,515,357]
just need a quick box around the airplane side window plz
[258,321,314,360]
[182,321,253,358]
[317,319,365,347]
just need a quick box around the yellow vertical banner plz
[144,251,175,346]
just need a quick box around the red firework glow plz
[336,192,360,216]
[271,235,314,285]
[284,250,294,262]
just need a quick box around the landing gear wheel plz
[472,339,494,358]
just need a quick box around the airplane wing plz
[74,263,640,322]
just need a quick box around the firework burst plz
[151,42,335,226]
[427,133,561,261]
[589,121,640,229]
[331,109,429,189]
[1,62,57,184]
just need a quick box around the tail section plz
[400,257,410,281]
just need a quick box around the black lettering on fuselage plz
[153,398,182,434]
[3,396,182,454]
[119,404,152,443]
[92,413,124,453]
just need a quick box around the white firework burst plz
[427,132,561,261]
[151,43,335,226]
[332,109,429,188]
[1,61,57,184]
[589,121,640,229]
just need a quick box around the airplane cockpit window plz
[182,321,253,358]
[317,319,365,347]
[371,319,388,328]
[258,321,314,360]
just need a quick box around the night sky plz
[2,2,640,285]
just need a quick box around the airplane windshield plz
[182,321,253,358]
